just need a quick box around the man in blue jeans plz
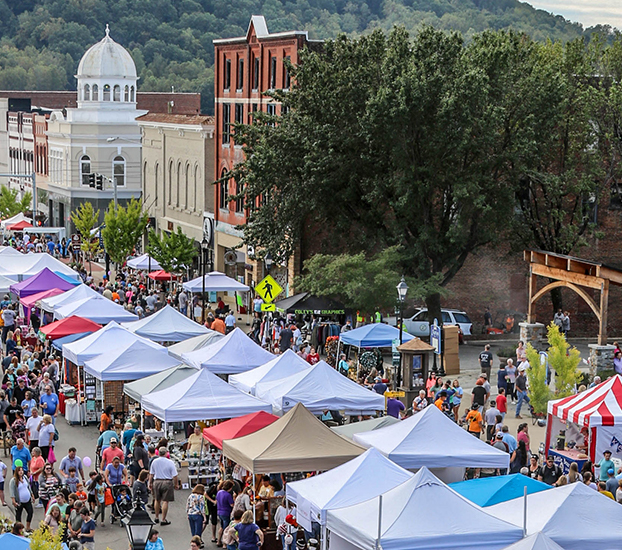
[515,367,530,419]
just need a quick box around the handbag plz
[104,487,114,506]
[48,447,56,464]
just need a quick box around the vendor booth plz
[121,304,209,342]
[0,252,80,282]
[9,267,79,298]
[326,467,523,550]
[338,323,415,348]
[501,533,565,550]
[40,315,102,340]
[545,374,622,473]
[353,405,510,482]
[255,360,385,415]
[0,213,31,229]
[182,327,274,374]
[449,474,550,507]
[0,274,16,294]
[487,481,622,549]
[126,253,162,270]
[54,295,138,324]
[182,270,250,293]
[123,364,198,403]
[20,288,65,314]
[275,292,345,317]
[229,349,311,395]
[331,416,400,440]
[286,448,412,532]
[202,411,279,449]
[167,331,223,361]
[140,367,272,423]
[40,284,100,313]
[222,403,365,474]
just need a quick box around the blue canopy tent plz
[0,533,29,550]
[449,473,551,507]
[52,331,94,350]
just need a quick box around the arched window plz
[113,156,125,187]
[176,162,181,207]
[184,163,189,210]
[92,84,99,101]
[168,160,173,205]
[130,86,135,102]
[113,85,120,102]
[124,85,129,102]
[220,169,229,210]
[84,84,90,101]
[193,165,199,212]
[80,155,91,186]
[103,84,111,101]
[235,179,243,213]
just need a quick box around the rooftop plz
[137,113,214,125]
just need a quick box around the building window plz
[220,169,229,210]
[154,163,159,206]
[184,163,189,210]
[249,103,258,124]
[124,85,129,102]
[222,103,230,145]
[168,160,173,205]
[113,156,125,187]
[224,58,231,90]
[84,85,90,101]
[80,155,91,186]
[282,105,290,116]
[113,85,120,101]
[130,86,135,102]
[266,103,276,126]
[235,103,244,125]
[235,180,243,213]
[193,165,199,211]
[253,56,260,90]
[92,84,99,101]
[176,162,181,207]
[237,57,244,91]
[103,84,111,101]
[283,56,291,89]
[270,56,277,89]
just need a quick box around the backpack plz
[222,522,238,546]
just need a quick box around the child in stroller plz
[110,485,132,524]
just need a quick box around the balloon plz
[83,457,92,467]
[14,459,23,468]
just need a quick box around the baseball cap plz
[604,450,612,455]
[110,437,118,443]
[518,366,526,372]
[608,468,615,475]
[375,376,382,382]
[471,403,479,410]
[496,433,504,439]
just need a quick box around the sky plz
[528,0,622,29]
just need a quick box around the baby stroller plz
[110,484,133,525]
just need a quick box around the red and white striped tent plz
[546,375,622,462]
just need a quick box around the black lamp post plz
[201,237,209,324]
[396,275,408,387]
[264,252,273,275]
[122,501,154,550]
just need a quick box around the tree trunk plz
[425,292,443,330]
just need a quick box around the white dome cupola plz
[76,25,138,111]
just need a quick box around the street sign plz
[255,274,283,303]
[261,303,276,312]
[71,234,82,251]
[431,320,442,355]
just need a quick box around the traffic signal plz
[96,174,104,190]
[88,173,95,188]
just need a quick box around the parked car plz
[402,309,473,338]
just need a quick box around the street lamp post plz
[201,237,209,324]
[396,275,409,388]
[122,500,154,550]
[264,252,273,275]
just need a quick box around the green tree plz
[29,523,64,550]
[102,198,148,265]
[70,201,100,272]
[0,186,32,218]
[147,227,198,274]
[230,27,524,323]
[525,342,551,415]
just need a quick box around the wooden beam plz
[530,263,604,290]
[599,267,622,287]
[599,280,609,346]
[545,253,568,270]
[527,271,537,323]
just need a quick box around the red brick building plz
[212,16,322,289]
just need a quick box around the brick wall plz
[103,380,128,413]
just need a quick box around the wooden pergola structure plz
[525,250,622,345]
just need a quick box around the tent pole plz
[375,494,382,550]
[321,524,327,550]
[252,469,255,523]
[522,486,527,537]
[335,340,340,371]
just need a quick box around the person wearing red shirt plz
[306,347,320,365]
[101,438,124,469]
[496,388,507,420]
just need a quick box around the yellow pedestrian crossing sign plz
[256,275,283,303]
[261,303,276,312]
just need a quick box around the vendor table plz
[547,448,589,474]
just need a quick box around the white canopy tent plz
[0,246,23,256]
[141,367,272,422]
[167,331,224,361]
[123,364,198,403]
[487,482,622,549]
[331,416,400,440]
[0,274,17,294]
[255,361,385,415]
[62,321,162,366]
[0,253,80,282]
[286,448,413,531]
[54,296,138,324]
[126,253,162,270]
[40,284,100,313]
[182,271,250,293]
[500,534,564,550]
[229,349,311,395]
[121,304,209,342]
[181,327,274,374]
[83,339,177,381]
[326,467,523,550]
[0,213,32,229]
[353,405,510,472]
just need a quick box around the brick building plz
[213,16,322,292]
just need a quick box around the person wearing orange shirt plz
[465,404,483,439]
[211,316,226,335]
[434,391,447,411]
